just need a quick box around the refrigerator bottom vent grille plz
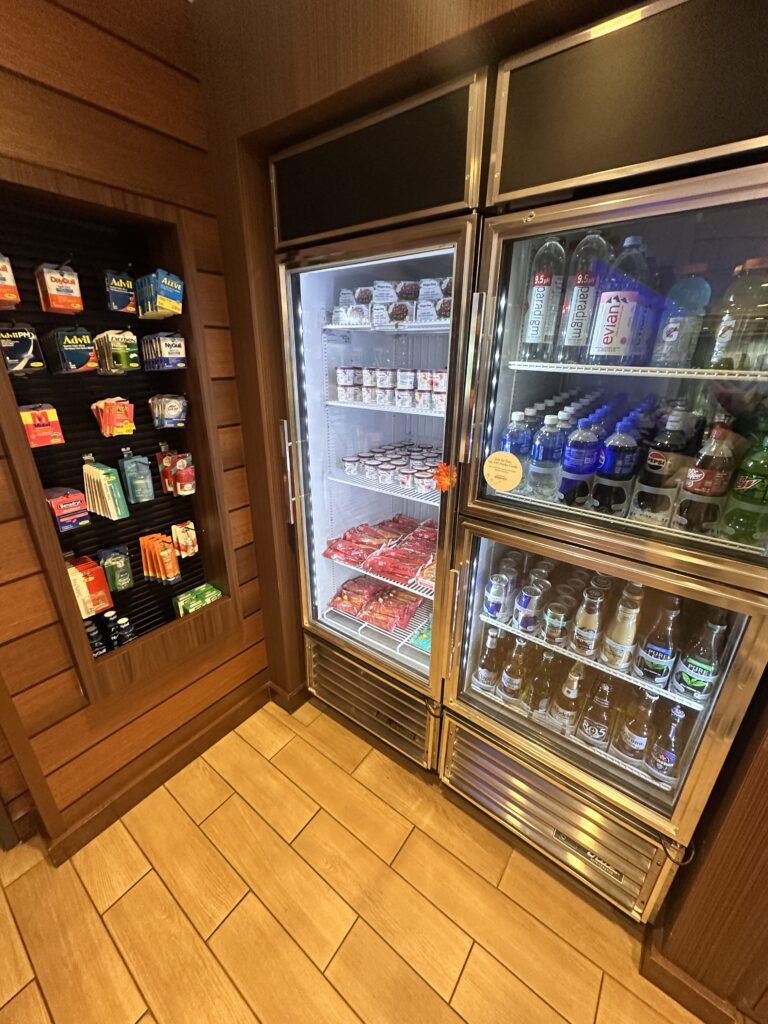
[305,635,435,767]
[441,716,668,919]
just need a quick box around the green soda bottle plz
[719,434,768,545]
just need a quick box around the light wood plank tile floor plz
[0,701,706,1024]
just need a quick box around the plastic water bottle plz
[593,418,640,515]
[651,264,711,367]
[586,236,650,366]
[560,418,600,507]
[525,415,562,501]
[553,410,573,461]
[554,232,612,364]
[519,237,566,362]
[500,411,532,478]
[524,407,538,432]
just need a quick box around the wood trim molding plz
[643,917,748,1024]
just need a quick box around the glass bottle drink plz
[621,582,644,607]
[569,588,604,658]
[522,650,555,714]
[575,680,614,750]
[645,704,687,780]
[600,598,640,670]
[472,627,502,694]
[592,418,639,516]
[709,258,768,370]
[629,412,688,525]
[633,597,680,686]
[719,434,768,545]
[610,690,658,763]
[670,618,726,702]
[497,636,529,705]
[651,264,711,368]
[554,232,611,363]
[586,236,649,366]
[549,661,585,730]
[542,602,569,646]
[676,425,735,534]
[519,237,566,362]
[560,418,600,507]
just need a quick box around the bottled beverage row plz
[480,547,733,702]
[470,632,691,784]
[499,387,768,544]
[517,231,768,370]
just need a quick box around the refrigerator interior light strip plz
[299,247,455,275]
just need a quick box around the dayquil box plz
[0,254,20,309]
[35,263,84,314]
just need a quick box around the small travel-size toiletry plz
[172,520,198,558]
[82,460,130,520]
[44,487,90,532]
[117,451,154,503]
[35,262,84,314]
[19,404,65,447]
[98,546,134,591]
[140,533,182,584]
[0,323,46,373]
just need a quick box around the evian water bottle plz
[554,232,611,363]
[586,236,649,366]
[518,237,565,363]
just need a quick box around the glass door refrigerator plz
[279,218,476,767]
[440,165,768,920]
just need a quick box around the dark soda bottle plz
[719,434,768,544]
[629,412,688,526]
[645,704,687,780]
[676,425,735,534]
[592,418,639,516]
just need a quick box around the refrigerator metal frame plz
[461,162,768,594]
[444,517,768,847]
[277,216,480,704]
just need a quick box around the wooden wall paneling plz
[197,272,231,327]
[212,379,242,427]
[186,213,224,273]
[0,575,59,646]
[2,625,73,696]
[229,507,254,550]
[55,0,199,78]
[224,467,250,511]
[240,578,261,619]
[205,329,236,378]
[0,0,207,148]
[218,426,246,470]
[0,71,211,211]
[0,519,41,586]
[8,794,36,839]
[0,459,23,521]
[235,544,258,585]
[12,671,88,737]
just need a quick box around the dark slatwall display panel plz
[496,0,768,202]
[273,84,472,245]
[1,198,205,647]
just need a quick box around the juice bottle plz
[599,598,640,670]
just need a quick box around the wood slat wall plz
[0,0,270,849]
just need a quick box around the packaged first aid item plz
[136,269,184,319]
[0,255,21,310]
[0,323,46,373]
[104,270,136,314]
[141,333,186,370]
[44,487,89,532]
[35,263,84,314]
[19,404,65,447]
[82,461,130,520]
[94,330,140,373]
[66,555,113,618]
[43,326,98,372]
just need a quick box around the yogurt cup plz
[376,368,396,388]
[365,459,382,480]
[414,470,435,492]
[398,467,415,488]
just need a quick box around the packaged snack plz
[441,277,453,297]
[117,452,154,502]
[328,576,388,618]
[416,369,433,390]
[396,281,420,301]
[395,389,414,408]
[361,385,377,404]
[376,368,396,387]
[173,583,223,617]
[354,286,373,304]
[376,387,395,406]
[19,404,64,447]
[371,303,389,327]
[436,297,452,319]
[172,521,198,558]
[44,487,89,532]
[331,306,348,326]
[418,279,443,303]
[94,329,140,372]
[98,547,134,591]
[0,255,21,310]
[336,366,356,386]
[409,613,433,652]
[0,323,46,373]
[42,326,98,372]
[35,263,83,313]
[414,389,433,411]
[396,368,416,389]
[346,304,370,325]
[104,270,136,313]
[372,281,397,303]
[362,367,377,386]
[416,301,437,323]
[91,397,135,437]
[341,455,360,475]
[431,369,448,392]
[338,288,355,306]
[433,391,447,413]
[388,301,414,323]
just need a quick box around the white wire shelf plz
[466,681,674,792]
[323,606,430,675]
[328,471,441,507]
[486,489,767,559]
[322,322,451,334]
[507,359,768,382]
[326,553,435,600]
[479,613,704,710]
[326,399,445,419]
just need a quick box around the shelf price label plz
[483,451,523,492]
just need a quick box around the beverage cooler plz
[278,220,475,766]
[440,167,768,921]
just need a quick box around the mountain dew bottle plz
[719,434,768,546]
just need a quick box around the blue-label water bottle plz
[525,415,561,501]
[560,418,600,507]
[500,412,532,482]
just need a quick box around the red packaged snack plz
[328,577,387,617]
[361,589,423,632]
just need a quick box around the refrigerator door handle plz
[279,418,296,525]
[459,291,486,465]
[446,566,463,680]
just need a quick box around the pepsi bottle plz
[560,418,600,507]
[592,418,639,515]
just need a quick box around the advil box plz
[104,270,136,314]
[35,263,84,314]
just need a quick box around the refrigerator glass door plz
[470,176,768,573]
[448,520,767,832]
[283,234,467,693]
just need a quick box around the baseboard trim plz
[643,918,748,1024]
[47,679,270,864]
[268,679,308,711]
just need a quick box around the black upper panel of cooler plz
[492,0,768,205]
[272,79,480,246]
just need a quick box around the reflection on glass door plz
[477,194,768,564]
[454,533,749,817]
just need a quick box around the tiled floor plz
[0,700,705,1024]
